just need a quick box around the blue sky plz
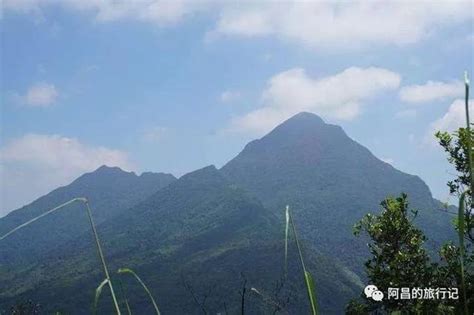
[1,1,473,216]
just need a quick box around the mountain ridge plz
[0,112,455,314]
[0,165,177,265]
[220,112,450,272]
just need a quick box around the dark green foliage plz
[352,194,439,313]
[9,300,41,314]
[437,241,474,313]
[436,128,474,242]
[346,119,474,314]
[435,127,474,313]
[345,299,368,315]
[436,129,473,196]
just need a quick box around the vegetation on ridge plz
[0,107,465,314]
[346,74,473,314]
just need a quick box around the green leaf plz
[93,278,109,315]
[304,270,319,315]
[458,192,466,253]
[118,268,161,315]
[287,206,319,315]
[458,191,468,315]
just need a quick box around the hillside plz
[0,165,363,314]
[0,166,176,265]
[221,112,454,271]
[0,112,455,314]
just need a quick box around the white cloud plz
[229,67,401,134]
[20,82,59,107]
[426,99,474,145]
[3,1,472,49]
[0,134,134,215]
[220,90,241,103]
[211,1,472,50]
[399,80,463,104]
[3,0,208,26]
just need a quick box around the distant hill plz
[0,112,455,314]
[1,165,363,314]
[0,166,176,265]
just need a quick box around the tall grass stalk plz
[458,192,468,315]
[285,205,319,315]
[284,205,290,277]
[464,71,472,190]
[460,71,471,315]
[0,198,81,241]
[118,268,161,315]
[0,197,122,315]
[84,200,121,314]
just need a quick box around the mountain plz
[221,112,453,269]
[0,166,176,265]
[0,112,455,314]
[0,165,363,314]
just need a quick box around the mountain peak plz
[264,111,334,140]
[68,165,135,187]
[285,111,325,124]
[94,165,131,175]
[237,111,342,155]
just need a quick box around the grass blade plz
[458,191,468,315]
[287,206,319,315]
[0,198,83,241]
[464,71,473,189]
[94,278,109,315]
[0,198,122,315]
[304,271,318,315]
[460,71,471,315]
[84,201,121,314]
[285,205,290,277]
[458,192,466,254]
[118,268,161,315]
